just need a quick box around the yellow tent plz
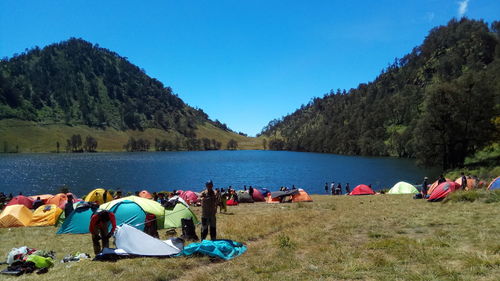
[84,188,113,205]
[0,205,33,227]
[30,204,63,227]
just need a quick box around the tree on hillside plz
[83,135,98,152]
[227,139,238,150]
[67,134,83,152]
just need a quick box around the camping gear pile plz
[1,246,55,276]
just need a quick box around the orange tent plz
[427,179,452,195]
[265,194,280,204]
[30,204,63,227]
[292,189,313,202]
[29,194,53,203]
[454,177,477,190]
[46,193,69,209]
[0,205,33,227]
[139,190,153,199]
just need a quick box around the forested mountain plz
[0,38,231,137]
[260,19,500,170]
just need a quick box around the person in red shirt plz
[89,210,116,255]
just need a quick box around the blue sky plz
[1,1,499,136]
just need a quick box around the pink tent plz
[180,191,199,204]
[252,189,265,202]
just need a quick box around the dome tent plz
[84,188,113,205]
[349,185,376,195]
[488,177,500,190]
[103,200,147,231]
[428,182,461,202]
[30,204,63,227]
[57,202,98,234]
[99,196,165,229]
[0,205,33,227]
[7,195,34,209]
[291,189,313,202]
[387,182,419,194]
[164,200,199,229]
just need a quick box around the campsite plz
[1,189,499,280]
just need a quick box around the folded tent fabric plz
[114,224,182,256]
[0,205,33,227]
[178,240,247,260]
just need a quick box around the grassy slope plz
[0,119,264,152]
[1,195,499,281]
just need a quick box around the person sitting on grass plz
[89,210,116,255]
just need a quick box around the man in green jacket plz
[200,180,218,240]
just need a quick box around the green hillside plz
[0,38,262,152]
[260,18,500,170]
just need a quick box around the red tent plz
[180,191,199,205]
[349,184,375,195]
[6,195,34,209]
[226,199,238,206]
[252,188,265,202]
[428,182,461,202]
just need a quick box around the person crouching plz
[89,210,116,255]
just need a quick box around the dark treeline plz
[260,19,500,170]
[0,38,233,137]
[126,137,231,152]
[66,134,97,152]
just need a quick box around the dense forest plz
[260,19,500,170]
[0,38,232,138]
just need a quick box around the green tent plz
[164,202,199,229]
[387,182,419,194]
[100,196,165,229]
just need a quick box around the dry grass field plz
[0,194,499,281]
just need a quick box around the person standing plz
[460,172,467,190]
[324,182,329,194]
[331,182,335,195]
[421,177,429,197]
[89,210,116,255]
[64,194,74,217]
[248,186,254,197]
[336,183,342,195]
[345,183,350,194]
[200,180,218,240]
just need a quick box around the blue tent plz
[488,177,500,190]
[57,202,98,234]
[108,200,147,231]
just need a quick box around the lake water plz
[0,150,439,196]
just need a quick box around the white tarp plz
[115,224,182,256]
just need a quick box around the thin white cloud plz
[458,0,469,17]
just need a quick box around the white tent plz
[114,224,183,256]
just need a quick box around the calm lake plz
[0,150,439,196]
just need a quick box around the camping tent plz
[455,177,477,190]
[84,188,113,205]
[237,191,254,203]
[104,200,147,231]
[28,194,53,204]
[164,201,199,229]
[114,224,182,256]
[487,177,500,190]
[428,182,461,202]
[46,193,74,209]
[387,182,419,194]
[251,189,265,202]
[139,190,153,199]
[179,191,199,204]
[30,204,63,227]
[0,205,33,227]
[7,195,34,209]
[427,179,452,195]
[99,196,165,229]
[265,194,280,204]
[349,185,376,195]
[57,202,98,234]
[291,189,313,202]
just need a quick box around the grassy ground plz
[0,119,264,152]
[0,194,499,281]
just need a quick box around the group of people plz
[325,182,351,195]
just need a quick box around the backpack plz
[180,218,199,241]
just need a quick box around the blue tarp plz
[178,240,247,260]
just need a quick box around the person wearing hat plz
[199,180,219,240]
[421,177,429,197]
